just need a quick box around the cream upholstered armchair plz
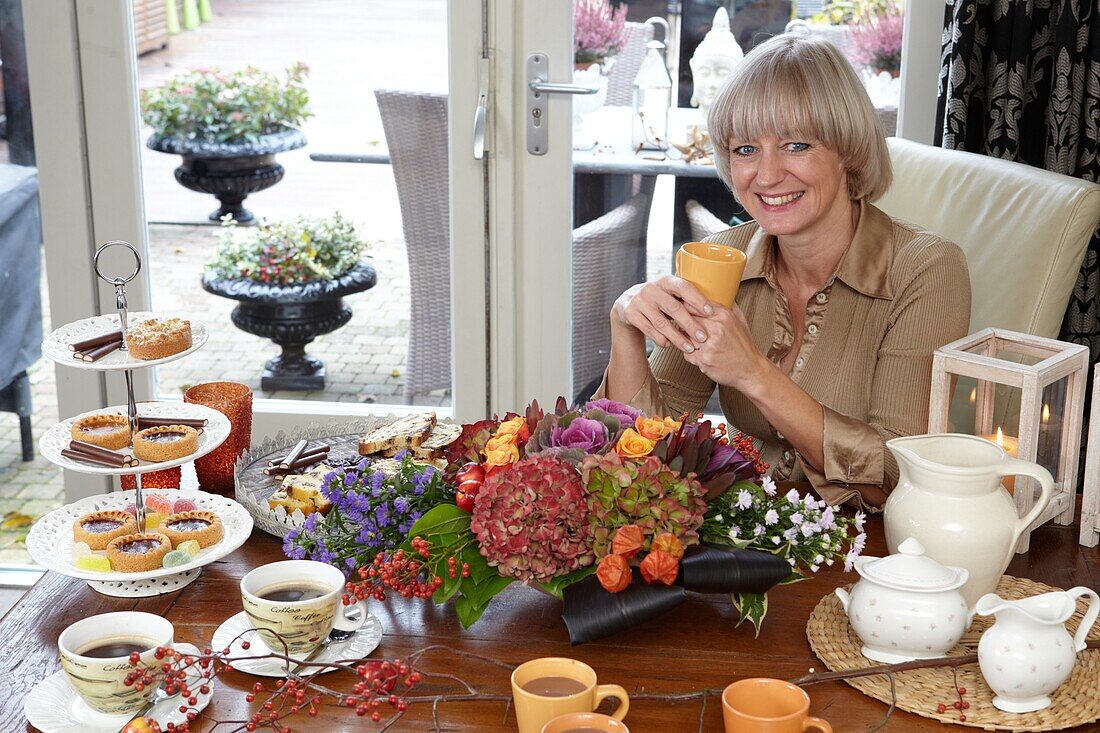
[876,137,1100,339]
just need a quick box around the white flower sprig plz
[702,477,866,577]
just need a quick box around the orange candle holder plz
[183,382,253,496]
[120,468,181,490]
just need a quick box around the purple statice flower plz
[736,488,753,510]
[551,417,609,453]
[583,398,643,427]
[375,503,391,528]
[393,496,410,514]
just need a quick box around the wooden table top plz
[4,510,1099,732]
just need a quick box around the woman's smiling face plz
[727,135,851,240]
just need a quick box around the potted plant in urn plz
[202,212,376,391]
[572,0,628,129]
[141,63,311,223]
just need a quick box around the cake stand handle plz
[133,469,146,531]
[92,240,142,351]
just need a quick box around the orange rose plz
[615,429,656,458]
[663,416,682,432]
[482,433,519,467]
[495,416,530,443]
[634,416,674,441]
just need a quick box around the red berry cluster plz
[124,646,216,731]
[934,675,969,722]
[729,430,770,475]
[345,540,444,602]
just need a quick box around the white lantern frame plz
[1079,363,1100,547]
[928,328,1088,552]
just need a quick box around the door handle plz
[474,57,489,160]
[526,52,597,155]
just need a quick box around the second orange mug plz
[542,712,630,733]
[722,678,832,733]
[675,241,747,308]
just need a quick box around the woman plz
[603,34,971,509]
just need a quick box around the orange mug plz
[542,712,630,733]
[722,678,832,733]
[511,658,629,733]
[675,241,747,308]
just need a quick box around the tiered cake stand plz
[27,241,253,596]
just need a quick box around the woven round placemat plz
[807,575,1100,731]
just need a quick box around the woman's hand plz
[612,276,713,352]
[682,304,770,391]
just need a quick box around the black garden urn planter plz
[202,262,377,391]
[147,128,307,224]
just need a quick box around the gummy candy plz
[144,494,173,515]
[162,549,191,568]
[176,540,201,558]
[71,541,92,561]
[143,511,166,529]
[75,555,112,573]
[172,498,197,513]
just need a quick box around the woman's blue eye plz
[788,142,810,152]
[734,145,756,156]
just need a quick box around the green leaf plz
[432,565,463,604]
[532,566,597,599]
[460,543,497,585]
[461,574,514,610]
[732,592,769,637]
[454,594,488,628]
[404,504,472,548]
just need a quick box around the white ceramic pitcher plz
[975,587,1100,713]
[884,434,1053,608]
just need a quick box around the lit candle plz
[980,427,1018,494]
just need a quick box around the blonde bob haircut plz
[708,33,892,202]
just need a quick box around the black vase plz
[202,261,377,391]
[147,128,307,224]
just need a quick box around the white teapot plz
[976,586,1100,713]
[835,538,972,664]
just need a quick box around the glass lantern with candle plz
[632,39,672,150]
[928,328,1088,550]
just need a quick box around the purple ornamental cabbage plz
[583,398,644,428]
[551,417,610,453]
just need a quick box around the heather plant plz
[848,2,904,74]
[141,62,311,142]
[574,0,629,65]
[207,211,367,285]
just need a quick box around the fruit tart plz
[132,425,199,463]
[160,510,223,549]
[105,532,172,573]
[70,413,130,451]
[72,510,138,550]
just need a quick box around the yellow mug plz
[722,678,832,733]
[511,657,629,733]
[542,712,631,733]
[675,241,747,308]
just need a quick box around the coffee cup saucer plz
[211,610,384,677]
[24,643,211,733]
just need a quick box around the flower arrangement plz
[140,62,311,143]
[284,398,861,638]
[848,1,904,75]
[574,0,629,66]
[701,476,866,632]
[207,211,368,285]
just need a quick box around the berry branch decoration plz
[122,636,1100,732]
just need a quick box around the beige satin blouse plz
[602,201,971,509]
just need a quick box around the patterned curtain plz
[935,0,1100,471]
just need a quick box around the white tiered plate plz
[41,312,209,371]
[24,643,212,733]
[26,489,253,596]
[41,403,230,476]
[211,610,384,677]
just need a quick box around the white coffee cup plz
[58,611,174,716]
[240,559,368,657]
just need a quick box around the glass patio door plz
[26,0,493,500]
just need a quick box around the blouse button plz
[795,357,805,369]
[815,292,827,303]
[776,431,785,440]
[783,450,793,463]
[807,324,818,335]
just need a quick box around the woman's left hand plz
[681,304,769,391]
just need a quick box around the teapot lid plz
[857,538,968,592]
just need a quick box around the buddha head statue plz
[689,7,744,123]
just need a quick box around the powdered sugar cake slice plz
[358,413,437,455]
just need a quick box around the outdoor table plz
[5,504,1099,732]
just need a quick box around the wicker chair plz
[686,198,730,242]
[375,89,451,402]
[605,22,654,107]
[376,90,654,404]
